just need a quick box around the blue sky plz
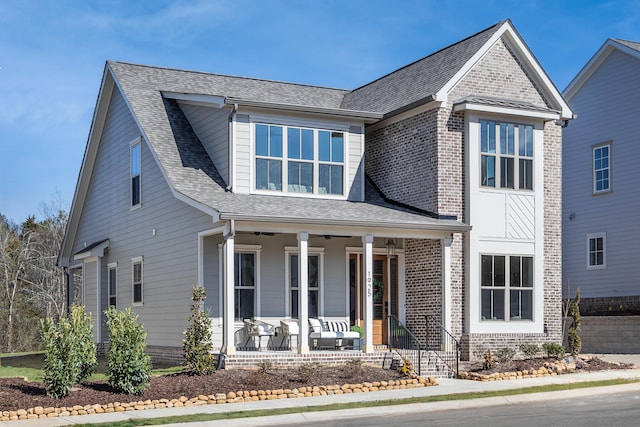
[1,0,638,224]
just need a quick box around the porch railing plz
[387,314,424,376]
[425,315,461,377]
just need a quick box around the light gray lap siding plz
[563,49,640,299]
[72,88,215,347]
[178,104,230,186]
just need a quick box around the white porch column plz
[363,234,374,353]
[441,237,452,342]
[223,227,236,355]
[298,232,310,354]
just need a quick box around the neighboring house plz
[562,39,640,352]
[59,19,572,365]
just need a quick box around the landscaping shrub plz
[105,307,152,395]
[343,358,363,378]
[481,351,496,369]
[297,362,322,383]
[543,342,566,359]
[69,304,97,382]
[40,304,96,398]
[40,317,75,398]
[519,343,539,359]
[256,359,275,373]
[183,285,216,375]
[568,288,582,357]
[398,357,414,376]
[496,347,516,363]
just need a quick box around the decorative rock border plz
[459,361,579,382]
[0,376,438,421]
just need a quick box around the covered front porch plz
[198,217,463,357]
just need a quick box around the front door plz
[350,254,398,345]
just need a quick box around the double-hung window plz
[255,124,345,196]
[287,127,314,193]
[318,131,344,195]
[288,250,323,319]
[481,120,533,190]
[234,252,256,320]
[255,125,283,191]
[481,254,533,321]
[130,140,141,207]
[593,144,610,194]
[108,262,117,308]
[587,233,606,269]
[132,257,143,305]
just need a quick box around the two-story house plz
[59,20,573,366]
[562,38,640,353]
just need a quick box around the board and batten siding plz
[72,88,216,347]
[563,48,640,299]
[178,104,230,185]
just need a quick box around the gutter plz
[218,212,471,233]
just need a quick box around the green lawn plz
[0,352,186,381]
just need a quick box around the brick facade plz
[366,37,564,361]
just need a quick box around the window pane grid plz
[481,254,533,321]
[290,254,320,319]
[593,145,610,193]
[480,120,533,190]
[256,124,344,196]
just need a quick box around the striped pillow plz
[327,321,350,332]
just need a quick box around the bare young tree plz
[0,215,34,352]
[21,209,68,322]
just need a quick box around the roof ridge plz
[348,20,507,94]
[107,60,351,93]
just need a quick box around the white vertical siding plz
[347,125,365,201]
[82,260,98,341]
[234,116,252,194]
[179,104,229,185]
[563,49,640,298]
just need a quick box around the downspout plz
[226,103,238,192]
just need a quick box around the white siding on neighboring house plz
[179,104,230,185]
[563,48,640,298]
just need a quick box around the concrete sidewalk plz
[2,355,639,427]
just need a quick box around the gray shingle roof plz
[614,38,640,52]
[341,21,505,114]
[108,62,468,232]
[454,95,560,114]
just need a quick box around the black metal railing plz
[387,314,424,376]
[425,315,461,376]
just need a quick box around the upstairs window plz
[254,124,345,196]
[255,125,283,191]
[593,144,610,194]
[481,120,534,190]
[130,140,141,207]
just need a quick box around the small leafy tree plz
[183,285,216,375]
[105,307,152,395]
[41,317,75,398]
[69,304,97,382]
[568,288,582,357]
[40,304,96,398]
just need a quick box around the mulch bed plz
[0,365,406,412]
[463,356,634,375]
